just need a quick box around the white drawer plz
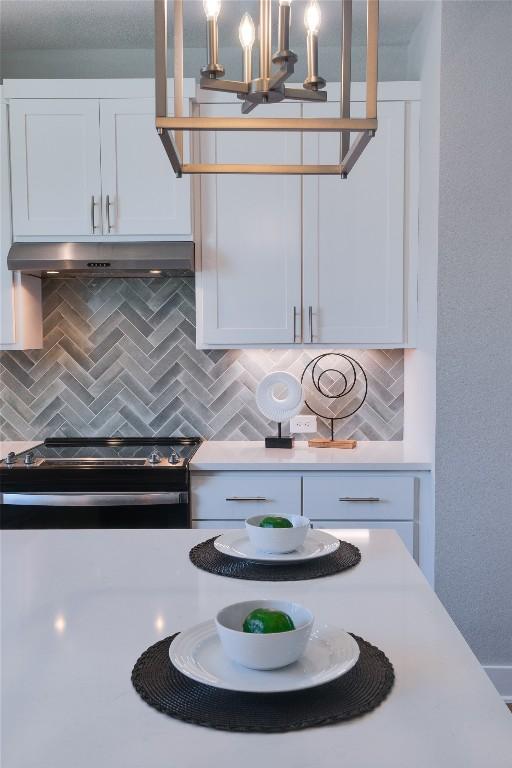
[303,474,415,521]
[191,472,302,520]
[312,520,415,557]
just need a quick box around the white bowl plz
[215,599,314,670]
[245,514,310,554]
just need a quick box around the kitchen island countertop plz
[1,528,510,767]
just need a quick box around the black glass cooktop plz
[19,437,201,462]
[1,438,202,495]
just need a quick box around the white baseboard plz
[484,665,512,701]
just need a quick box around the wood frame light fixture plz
[154,0,379,177]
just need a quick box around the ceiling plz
[1,0,428,51]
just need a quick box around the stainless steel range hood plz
[7,242,194,277]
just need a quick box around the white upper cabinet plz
[196,88,419,349]
[9,94,191,240]
[1,96,42,350]
[303,100,406,344]
[99,98,191,236]
[9,99,101,238]
[198,103,302,345]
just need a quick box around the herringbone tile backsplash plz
[0,278,403,441]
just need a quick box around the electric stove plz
[1,437,202,529]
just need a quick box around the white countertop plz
[0,440,431,471]
[1,528,510,768]
[0,440,42,460]
[191,441,431,471]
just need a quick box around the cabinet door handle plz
[90,196,98,232]
[308,305,313,342]
[105,194,114,232]
[293,305,298,342]
[225,496,269,502]
[338,497,382,503]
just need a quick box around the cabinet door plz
[1,99,42,350]
[312,520,415,557]
[99,98,191,236]
[9,99,101,237]
[1,99,15,344]
[198,103,302,345]
[303,101,405,344]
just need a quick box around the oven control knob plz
[24,451,34,466]
[4,451,16,465]
[148,451,162,465]
[169,450,180,465]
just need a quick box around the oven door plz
[0,492,189,529]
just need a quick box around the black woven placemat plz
[189,536,361,581]
[132,633,394,732]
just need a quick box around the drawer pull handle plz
[338,497,381,502]
[226,496,269,502]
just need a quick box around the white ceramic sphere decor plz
[255,371,303,423]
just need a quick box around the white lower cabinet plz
[303,474,416,555]
[191,472,302,522]
[191,518,414,556]
[310,520,415,556]
[191,470,420,560]
[302,474,415,520]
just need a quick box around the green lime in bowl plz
[259,516,293,529]
[243,607,296,634]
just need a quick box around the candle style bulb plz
[239,13,255,49]
[203,0,221,20]
[303,0,325,90]
[304,0,321,34]
[201,0,224,78]
[274,0,296,65]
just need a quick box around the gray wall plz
[436,1,512,666]
[0,45,410,82]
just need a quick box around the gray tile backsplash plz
[0,278,404,441]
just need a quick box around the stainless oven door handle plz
[2,492,187,506]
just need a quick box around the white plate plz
[169,620,360,693]
[214,529,340,563]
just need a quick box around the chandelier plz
[154,0,379,177]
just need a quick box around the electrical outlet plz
[290,415,317,434]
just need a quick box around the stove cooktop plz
[1,438,202,494]
[4,437,201,467]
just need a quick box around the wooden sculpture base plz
[308,439,357,449]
